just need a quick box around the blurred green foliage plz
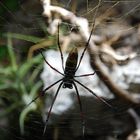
[0,33,44,135]
[0,1,67,136]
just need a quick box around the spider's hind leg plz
[74,79,113,109]
[26,78,63,108]
[73,82,85,137]
[43,82,63,136]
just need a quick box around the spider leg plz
[75,72,96,77]
[39,50,64,76]
[74,79,113,109]
[75,0,101,72]
[26,78,63,108]
[73,82,85,137]
[58,23,65,72]
[43,82,63,136]
[75,28,93,72]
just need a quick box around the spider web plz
[0,0,140,140]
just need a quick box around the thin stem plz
[57,23,65,72]
[7,33,17,72]
[66,0,71,8]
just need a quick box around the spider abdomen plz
[63,47,78,89]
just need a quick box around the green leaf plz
[7,33,18,71]
[0,67,13,75]
[0,84,13,90]
[29,81,42,98]
[19,102,36,135]
[29,63,43,83]
[3,33,43,43]
[18,55,42,79]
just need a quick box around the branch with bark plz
[39,0,140,105]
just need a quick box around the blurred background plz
[0,0,140,140]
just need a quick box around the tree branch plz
[40,0,140,105]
